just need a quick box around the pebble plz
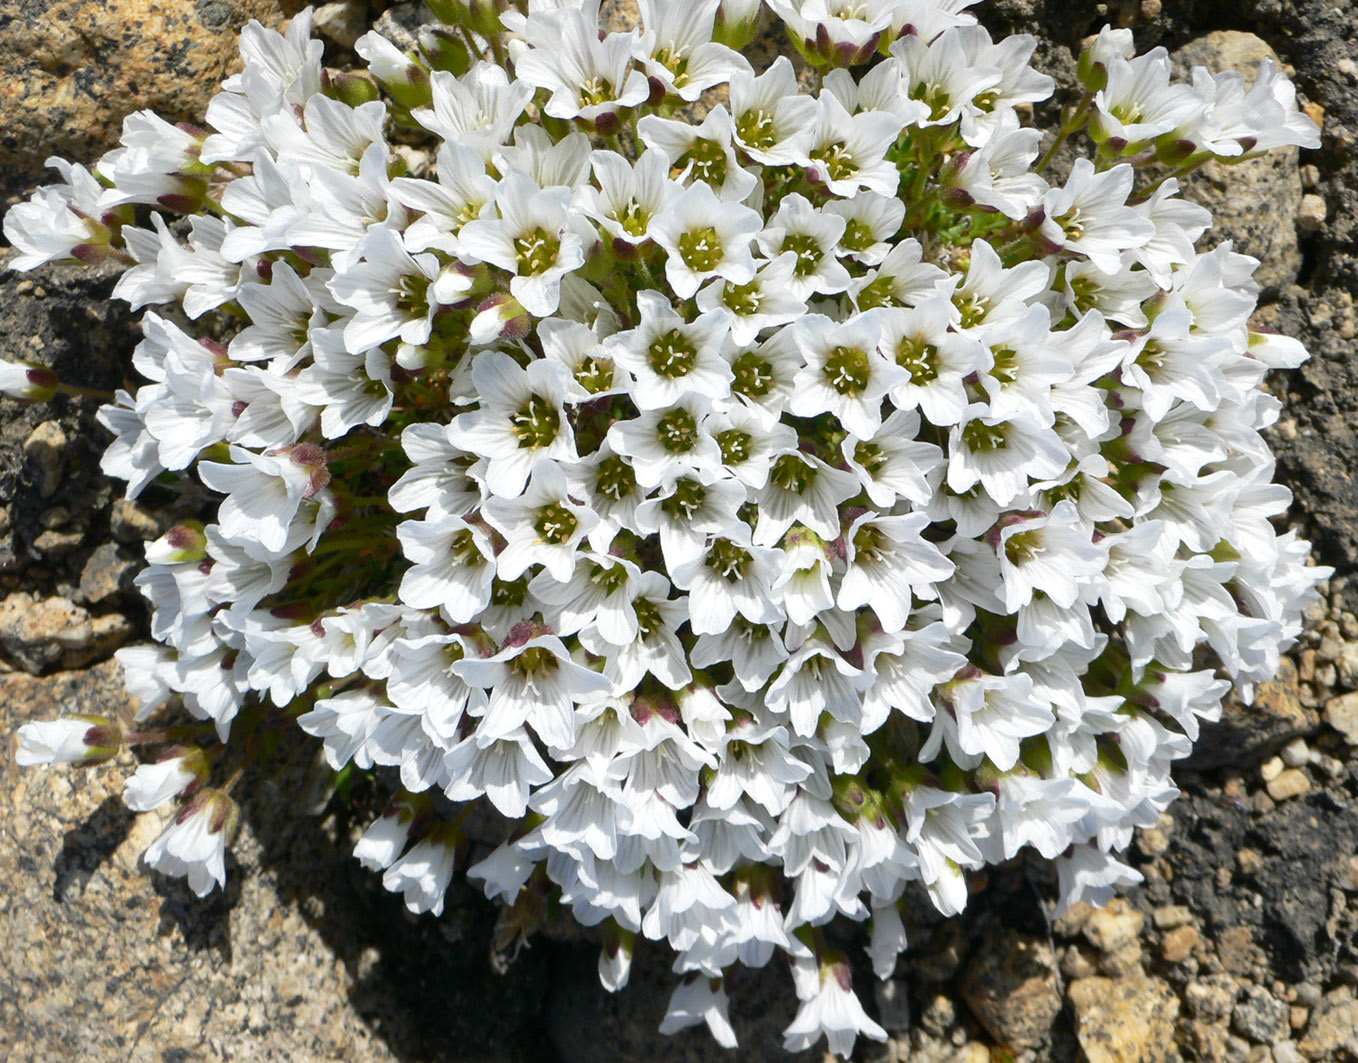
[1336,644,1358,688]
[1281,738,1310,767]
[312,0,367,47]
[1233,984,1292,1044]
[1153,905,1193,930]
[110,498,163,543]
[1261,756,1285,782]
[1323,691,1358,744]
[1275,1042,1303,1063]
[1081,898,1144,955]
[1266,768,1312,801]
[1161,925,1200,964]
[22,421,68,500]
[1297,194,1327,233]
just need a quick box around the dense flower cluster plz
[6,0,1325,1054]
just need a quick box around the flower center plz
[661,476,707,519]
[677,226,724,272]
[782,233,823,277]
[723,280,763,315]
[705,538,752,581]
[962,419,1008,453]
[534,501,579,544]
[823,345,871,395]
[736,108,778,151]
[510,394,561,448]
[514,226,561,274]
[811,142,858,182]
[731,352,775,397]
[647,328,698,377]
[896,335,940,384]
[771,454,816,492]
[655,406,700,453]
[717,428,753,465]
[990,346,1019,386]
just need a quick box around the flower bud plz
[470,293,530,345]
[0,359,59,401]
[712,0,761,50]
[599,920,635,992]
[324,69,382,107]
[144,520,208,565]
[123,746,209,812]
[17,715,122,767]
[419,27,472,76]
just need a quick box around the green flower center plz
[842,219,874,252]
[731,352,775,397]
[661,477,707,519]
[811,142,858,182]
[655,407,699,453]
[962,419,1008,453]
[647,328,698,378]
[990,346,1020,386]
[595,455,638,501]
[736,108,778,151]
[705,538,752,581]
[1004,528,1043,565]
[514,227,561,274]
[823,345,871,395]
[717,428,753,465]
[510,394,561,448]
[771,454,816,492]
[723,280,763,316]
[678,226,724,272]
[896,335,940,384]
[783,233,823,277]
[534,501,579,544]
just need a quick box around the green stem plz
[1035,91,1095,175]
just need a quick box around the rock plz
[1324,691,1358,744]
[0,591,133,673]
[0,0,286,195]
[875,978,911,1033]
[75,542,137,605]
[1152,905,1193,930]
[1232,985,1291,1044]
[1172,32,1304,290]
[959,928,1061,1049]
[1336,645,1358,690]
[1081,898,1144,956]
[1160,925,1200,964]
[545,939,815,1063]
[0,659,561,1063]
[109,498,164,544]
[1067,974,1180,1063]
[1297,194,1328,234]
[1296,992,1358,1060]
[1186,976,1238,1023]
[1266,768,1312,802]
[21,421,66,500]
[313,0,367,46]
[372,0,439,51]
[1190,658,1314,769]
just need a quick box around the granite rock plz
[959,928,1061,1050]
[1068,974,1180,1063]
[0,0,289,196]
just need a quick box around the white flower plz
[457,170,589,317]
[514,9,651,122]
[839,512,955,632]
[446,350,577,498]
[605,293,733,410]
[482,462,599,583]
[124,750,205,812]
[17,715,120,767]
[783,951,888,1058]
[637,0,751,101]
[143,790,238,897]
[728,56,818,165]
[789,311,905,437]
[382,828,459,915]
[646,180,762,299]
[660,974,738,1048]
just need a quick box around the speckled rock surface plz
[0,660,401,1063]
[0,0,292,196]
